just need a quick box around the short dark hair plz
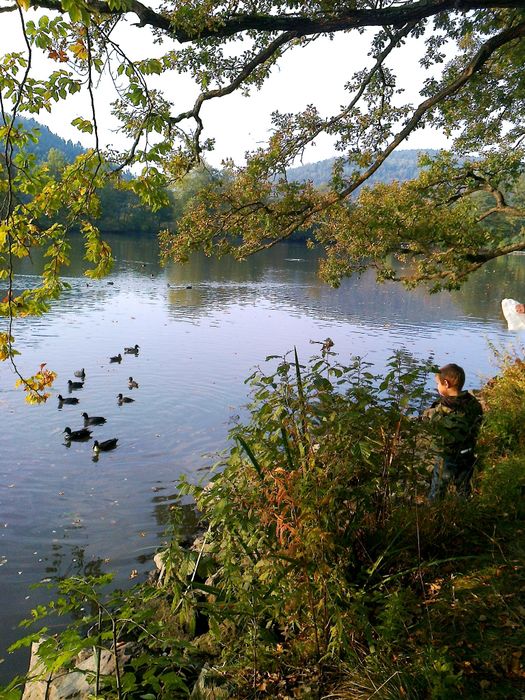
[438,363,465,390]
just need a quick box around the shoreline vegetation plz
[2,348,525,699]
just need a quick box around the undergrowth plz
[1,349,524,699]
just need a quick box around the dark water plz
[0,235,523,682]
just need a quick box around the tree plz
[1,1,525,386]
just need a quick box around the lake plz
[0,235,523,682]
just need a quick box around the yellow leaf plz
[70,40,88,60]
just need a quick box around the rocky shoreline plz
[20,530,224,700]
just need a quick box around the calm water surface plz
[1,236,524,681]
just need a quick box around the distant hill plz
[7,117,173,235]
[287,149,439,188]
[14,117,435,188]
[17,115,84,162]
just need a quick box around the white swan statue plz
[501,298,525,330]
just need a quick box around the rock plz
[190,664,230,700]
[22,638,129,700]
[152,549,168,586]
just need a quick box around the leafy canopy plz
[1,0,525,384]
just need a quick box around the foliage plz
[2,572,197,699]
[0,2,523,314]
[1,0,525,396]
[2,348,525,698]
[478,349,525,457]
[146,350,525,698]
[14,361,56,403]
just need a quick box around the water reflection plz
[1,235,524,683]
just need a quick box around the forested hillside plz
[19,116,84,163]
[14,117,175,235]
[14,120,441,238]
[287,149,440,188]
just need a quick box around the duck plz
[58,395,79,405]
[63,427,92,441]
[74,368,85,379]
[124,344,140,354]
[128,377,139,389]
[110,353,122,363]
[117,393,134,404]
[81,412,107,425]
[93,438,118,453]
[68,380,84,390]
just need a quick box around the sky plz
[0,5,451,167]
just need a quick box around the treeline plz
[15,118,445,238]
[15,119,524,244]
[286,149,440,188]
[20,115,84,163]
[15,116,216,236]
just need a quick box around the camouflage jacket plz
[422,391,483,460]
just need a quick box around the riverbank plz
[3,350,525,699]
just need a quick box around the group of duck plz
[59,344,140,458]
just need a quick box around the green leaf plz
[236,436,264,481]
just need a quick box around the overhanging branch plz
[7,0,525,42]
[167,30,299,155]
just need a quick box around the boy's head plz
[435,363,465,397]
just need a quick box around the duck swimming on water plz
[68,380,84,390]
[110,353,122,363]
[64,427,92,441]
[58,395,79,405]
[128,377,139,389]
[93,438,118,452]
[124,344,140,354]
[117,393,134,404]
[81,412,107,425]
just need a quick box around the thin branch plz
[276,22,418,166]
[86,26,102,177]
[477,205,524,221]
[95,21,158,173]
[2,7,35,391]
[337,20,525,200]
[168,30,298,134]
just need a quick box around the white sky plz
[0,7,451,167]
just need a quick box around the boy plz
[423,363,483,501]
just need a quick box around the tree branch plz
[167,30,299,151]
[5,0,525,42]
[275,22,418,167]
[477,205,525,221]
[336,20,525,200]
[251,19,525,244]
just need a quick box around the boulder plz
[22,638,129,700]
[189,664,230,700]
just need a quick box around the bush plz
[169,349,440,694]
[5,348,525,699]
